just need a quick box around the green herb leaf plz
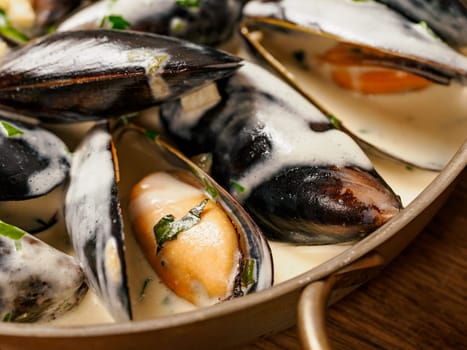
[230,180,245,194]
[100,14,131,30]
[0,220,27,241]
[417,21,440,40]
[1,121,24,137]
[154,199,209,253]
[0,220,26,251]
[241,259,256,288]
[176,0,200,8]
[144,129,159,141]
[202,177,219,200]
[138,278,153,301]
[328,114,341,129]
[405,165,414,171]
[2,313,12,322]
[0,9,29,44]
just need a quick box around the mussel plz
[0,220,88,323]
[57,0,247,47]
[243,0,467,85]
[160,61,402,244]
[64,122,273,320]
[241,0,467,171]
[0,29,242,123]
[0,117,70,232]
[376,0,467,48]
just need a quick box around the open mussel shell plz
[64,122,131,322]
[0,221,88,323]
[0,117,70,232]
[243,0,467,84]
[241,1,467,171]
[115,126,273,302]
[0,29,242,123]
[58,0,247,47]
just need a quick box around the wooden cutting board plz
[242,169,467,350]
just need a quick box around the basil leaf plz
[154,199,209,253]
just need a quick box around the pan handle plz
[297,252,386,350]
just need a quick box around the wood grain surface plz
[241,169,466,350]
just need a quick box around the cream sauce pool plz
[7,32,465,326]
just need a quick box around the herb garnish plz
[0,220,26,251]
[1,121,24,137]
[230,180,245,194]
[176,0,200,8]
[138,278,153,301]
[2,313,12,322]
[0,9,29,44]
[328,114,341,129]
[405,165,414,171]
[100,15,131,30]
[241,259,256,288]
[153,199,209,253]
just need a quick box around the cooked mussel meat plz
[57,0,247,47]
[64,122,272,320]
[160,62,402,244]
[0,117,69,232]
[118,127,273,307]
[0,220,88,323]
[0,29,242,123]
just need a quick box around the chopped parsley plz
[0,220,26,251]
[328,114,341,129]
[241,259,256,288]
[417,21,440,40]
[153,199,209,253]
[230,180,245,194]
[138,278,153,301]
[202,177,219,200]
[144,129,159,141]
[100,14,131,30]
[2,313,12,322]
[0,8,29,44]
[405,165,414,171]
[1,121,24,137]
[176,0,200,8]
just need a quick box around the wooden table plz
[242,169,466,350]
